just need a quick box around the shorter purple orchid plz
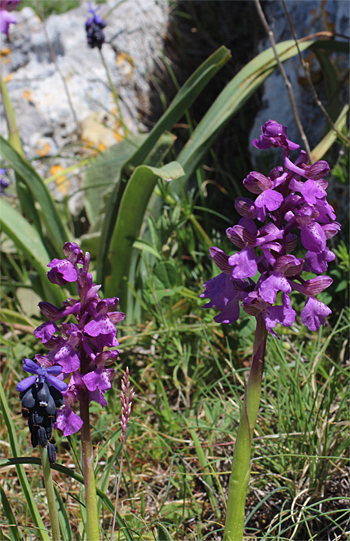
[201,120,339,337]
[18,241,125,441]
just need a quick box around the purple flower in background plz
[0,0,20,35]
[201,120,339,335]
[18,241,125,442]
[85,2,106,49]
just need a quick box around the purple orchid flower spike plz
[202,119,339,336]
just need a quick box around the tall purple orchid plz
[201,120,339,541]
[17,242,125,541]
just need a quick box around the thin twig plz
[254,0,312,161]
[281,0,350,147]
[39,7,81,137]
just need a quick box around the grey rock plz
[0,0,169,197]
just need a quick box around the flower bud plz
[234,197,257,218]
[47,443,56,464]
[304,160,330,180]
[226,225,256,248]
[292,275,333,296]
[38,426,48,447]
[273,255,304,277]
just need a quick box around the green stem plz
[0,75,24,157]
[98,49,130,139]
[80,393,100,541]
[39,446,61,541]
[223,315,267,541]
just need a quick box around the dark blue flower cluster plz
[85,2,106,50]
[17,359,67,462]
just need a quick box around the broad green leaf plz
[0,136,72,256]
[311,105,349,163]
[0,484,22,541]
[0,200,65,306]
[122,47,230,172]
[177,40,316,184]
[97,46,231,285]
[104,162,185,308]
[310,40,349,53]
[157,523,173,541]
[0,78,42,231]
[0,381,51,541]
[154,261,177,289]
[84,136,145,230]
[0,457,134,541]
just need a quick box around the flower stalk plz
[39,445,61,541]
[80,392,100,541]
[223,315,267,540]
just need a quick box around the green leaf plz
[177,40,316,184]
[122,46,231,172]
[132,239,162,260]
[104,162,185,308]
[154,261,177,289]
[311,104,349,163]
[16,288,41,318]
[0,484,22,541]
[0,136,71,257]
[84,136,145,231]
[97,46,231,285]
[157,523,173,541]
[0,308,35,328]
[53,485,72,541]
[0,200,65,306]
[0,380,51,541]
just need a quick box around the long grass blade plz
[311,104,349,162]
[53,485,72,541]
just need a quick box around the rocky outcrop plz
[0,0,168,185]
